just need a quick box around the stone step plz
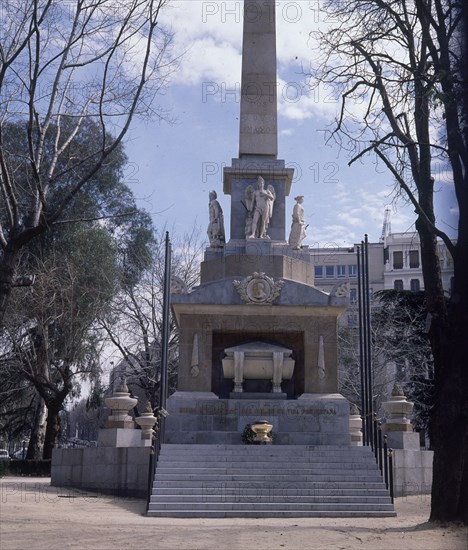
[154,474,384,483]
[148,502,395,512]
[159,444,361,450]
[150,495,392,504]
[158,455,376,466]
[154,465,381,480]
[158,445,369,451]
[158,445,370,455]
[146,510,397,518]
[152,480,389,490]
[152,487,390,496]
[154,462,380,474]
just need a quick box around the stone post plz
[349,403,363,446]
[135,402,158,447]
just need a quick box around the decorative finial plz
[391,383,405,397]
[116,376,129,393]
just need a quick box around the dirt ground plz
[0,477,466,550]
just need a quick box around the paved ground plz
[0,477,467,550]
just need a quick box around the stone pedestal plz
[164,392,350,446]
[104,379,137,429]
[135,402,158,447]
[382,384,433,495]
[382,383,414,433]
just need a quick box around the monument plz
[165,0,351,445]
[53,2,396,515]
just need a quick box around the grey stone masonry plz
[147,444,396,517]
[239,0,278,157]
[51,447,151,498]
[164,394,351,446]
[223,157,293,242]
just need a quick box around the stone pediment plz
[171,276,346,308]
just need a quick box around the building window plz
[410,278,420,291]
[314,265,323,278]
[393,251,403,269]
[348,265,357,278]
[326,265,334,278]
[394,279,404,291]
[409,250,420,268]
[350,288,357,303]
[337,265,346,278]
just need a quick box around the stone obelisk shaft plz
[239,0,278,158]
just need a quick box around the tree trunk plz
[43,405,61,460]
[26,396,47,460]
[0,243,20,325]
[430,220,468,523]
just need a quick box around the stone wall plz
[51,447,151,498]
[392,449,433,496]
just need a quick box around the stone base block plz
[164,393,350,446]
[98,428,142,448]
[392,449,433,496]
[385,431,420,450]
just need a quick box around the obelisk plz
[223,0,293,242]
[239,0,278,158]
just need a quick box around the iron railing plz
[357,237,394,503]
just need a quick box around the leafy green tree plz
[0,0,174,323]
[0,117,156,458]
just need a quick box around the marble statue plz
[245,176,276,239]
[207,190,225,247]
[288,195,307,249]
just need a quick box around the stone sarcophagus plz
[222,341,295,393]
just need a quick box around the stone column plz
[239,0,278,158]
[233,350,244,392]
[272,351,284,392]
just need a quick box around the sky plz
[123,0,458,248]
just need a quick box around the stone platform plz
[164,392,350,446]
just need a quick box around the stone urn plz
[349,403,363,446]
[382,383,414,432]
[250,420,273,444]
[104,378,137,429]
[135,401,158,445]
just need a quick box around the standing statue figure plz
[207,190,225,247]
[288,195,307,249]
[245,176,276,239]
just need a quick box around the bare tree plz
[100,225,205,410]
[0,0,175,323]
[311,0,467,522]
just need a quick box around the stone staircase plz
[147,444,396,517]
